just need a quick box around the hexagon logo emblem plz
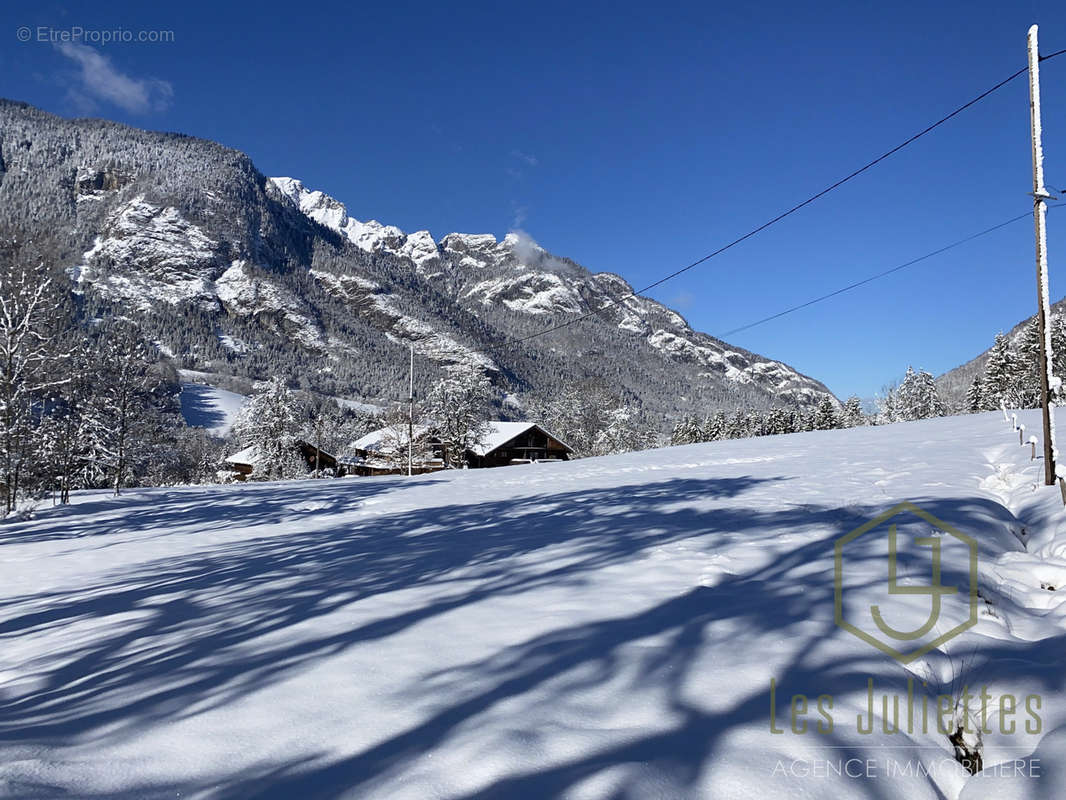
[834,501,978,663]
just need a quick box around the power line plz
[717,209,1040,338]
[501,48,1066,350]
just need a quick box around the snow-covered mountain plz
[0,98,836,423]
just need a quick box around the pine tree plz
[913,369,946,419]
[841,395,864,428]
[984,333,1021,410]
[895,367,919,420]
[966,375,987,413]
[876,383,899,425]
[702,411,726,441]
[896,366,945,421]
[813,396,840,430]
[231,376,303,480]
[745,409,765,437]
[670,416,702,446]
[725,410,747,439]
[764,408,794,435]
[1052,315,1066,380]
[1015,320,1042,408]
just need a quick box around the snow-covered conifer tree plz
[764,408,792,435]
[702,411,726,441]
[896,366,945,421]
[966,375,987,413]
[1052,316,1066,380]
[670,416,702,446]
[813,396,840,430]
[875,382,899,425]
[841,395,864,428]
[1014,320,1042,408]
[745,410,766,437]
[983,333,1021,410]
[725,410,747,439]
[231,377,303,480]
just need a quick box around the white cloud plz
[511,149,538,167]
[506,228,543,264]
[55,42,172,113]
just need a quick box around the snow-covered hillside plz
[3,412,1065,798]
[938,302,1066,406]
[178,382,247,436]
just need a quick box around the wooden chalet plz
[464,422,573,467]
[223,440,339,480]
[338,421,573,476]
[339,425,445,476]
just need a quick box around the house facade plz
[464,422,573,468]
[339,421,573,476]
[223,440,339,480]
[339,424,445,476]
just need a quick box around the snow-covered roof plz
[225,445,260,466]
[469,421,540,457]
[347,424,435,457]
[225,441,335,467]
[344,420,570,460]
[469,421,573,457]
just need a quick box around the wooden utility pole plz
[1028,24,1057,486]
[408,343,414,477]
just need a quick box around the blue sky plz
[3,0,1066,399]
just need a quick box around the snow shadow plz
[0,473,443,545]
[178,382,231,432]
[1,478,1049,798]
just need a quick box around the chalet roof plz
[469,422,536,457]
[225,445,261,466]
[470,421,574,457]
[341,420,572,462]
[347,424,434,457]
[225,440,335,467]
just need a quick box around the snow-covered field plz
[3,410,1066,799]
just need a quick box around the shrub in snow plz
[425,365,492,468]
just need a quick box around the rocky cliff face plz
[0,98,837,424]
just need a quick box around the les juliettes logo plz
[834,501,979,663]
